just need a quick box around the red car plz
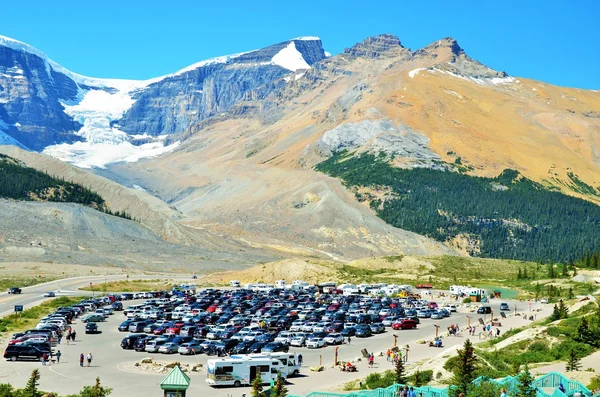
[392,319,418,330]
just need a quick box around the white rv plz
[206,357,285,387]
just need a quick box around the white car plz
[324,333,344,345]
[290,336,306,347]
[289,321,304,332]
[274,332,295,345]
[305,337,326,349]
[444,304,457,312]
[540,298,549,304]
[243,331,264,342]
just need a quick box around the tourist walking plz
[86,352,93,367]
[41,353,48,366]
[55,350,62,364]
[79,353,84,367]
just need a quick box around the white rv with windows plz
[231,353,300,377]
[206,357,285,387]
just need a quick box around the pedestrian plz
[347,336,351,345]
[79,353,84,367]
[58,335,62,344]
[86,352,92,367]
[401,385,409,397]
[368,354,374,368]
[66,330,71,345]
[56,350,62,364]
[298,354,303,366]
[496,328,501,337]
[386,349,391,362]
[41,353,47,366]
[72,330,77,341]
[500,387,508,397]
[408,387,416,397]
[559,383,566,394]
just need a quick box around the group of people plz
[398,385,421,397]
[428,337,443,348]
[367,353,375,367]
[79,353,93,367]
[385,349,403,364]
[65,327,77,344]
[41,351,60,365]
[448,324,461,336]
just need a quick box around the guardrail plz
[289,372,592,397]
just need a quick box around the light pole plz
[393,334,398,348]
[434,324,440,338]
[467,316,471,327]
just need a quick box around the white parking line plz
[48,365,80,381]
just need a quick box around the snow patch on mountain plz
[43,139,180,169]
[409,68,427,78]
[272,42,311,71]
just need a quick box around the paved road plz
[0,275,192,317]
[0,296,545,397]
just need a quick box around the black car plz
[85,322,99,334]
[4,345,50,361]
[112,302,124,311]
[134,336,156,352]
[118,320,135,332]
[8,287,22,294]
[261,342,289,353]
[355,325,372,338]
[248,341,267,354]
[231,341,254,355]
[477,306,492,314]
[121,334,146,349]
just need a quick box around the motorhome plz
[206,357,284,387]
[231,353,300,377]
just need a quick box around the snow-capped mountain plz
[0,35,326,168]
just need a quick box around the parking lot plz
[0,286,536,396]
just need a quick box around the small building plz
[160,365,191,397]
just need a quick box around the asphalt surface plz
[0,296,535,397]
[0,275,192,317]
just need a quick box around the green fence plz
[289,372,592,397]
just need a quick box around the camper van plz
[231,353,301,377]
[206,357,285,387]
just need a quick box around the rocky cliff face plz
[0,45,82,150]
[116,38,326,135]
[0,35,326,167]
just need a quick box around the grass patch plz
[0,277,58,291]
[80,279,175,293]
[0,296,85,334]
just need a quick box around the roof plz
[160,365,191,390]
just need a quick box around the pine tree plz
[517,364,536,397]
[23,369,42,397]
[272,372,288,397]
[395,354,407,385]
[413,369,424,387]
[251,373,266,397]
[562,263,568,277]
[450,339,478,397]
[558,300,569,319]
[523,268,528,279]
[551,304,561,321]
[78,377,112,397]
[566,349,582,372]
[517,268,522,280]
[568,288,574,299]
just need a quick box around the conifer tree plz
[395,354,407,385]
[23,369,42,397]
[450,339,478,397]
[272,371,288,397]
[78,377,112,397]
[517,364,536,397]
[251,373,266,397]
[566,350,582,372]
[413,368,424,387]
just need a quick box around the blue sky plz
[2,0,598,89]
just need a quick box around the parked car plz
[4,345,51,361]
[305,337,325,349]
[178,341,202,355]
[477,306,492,314]
[261,342,289,353]
[289,336,306,347]
[158,342,179,354]
[354,325,372,338]
[392,319,417,330]
[81,314,105,323]
[324,333,344,345]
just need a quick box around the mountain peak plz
[413,37,465,59]
[343,34,406,58]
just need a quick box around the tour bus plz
[231,353,301,377]
[206,358,285,387]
